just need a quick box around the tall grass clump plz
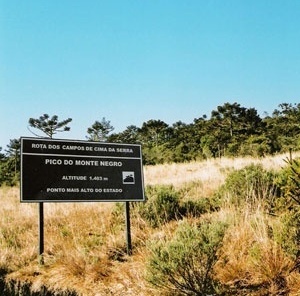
[214,206,300,296]
[212,160,300,295]
[146,218,228,295]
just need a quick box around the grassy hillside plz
[1,152,300,295]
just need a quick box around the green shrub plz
[178,181,221,216]
[273,208,300,258]
[271,158,300,258]
[135,184,219,228]
[146,219,228,295]
[136,185,181,227]
[215,164,279,209]
[275,157,300,207]
[180,197,219,218]
[0,160,19,187]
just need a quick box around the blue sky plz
[1,0,300,149]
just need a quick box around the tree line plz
[1,102,300,185]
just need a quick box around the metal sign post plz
[125,201,132,255]
[39,202,44,264]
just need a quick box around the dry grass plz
[144,152,300,189]
[0,187,156,295]
[215,205,298,295]
[1,152,300,295]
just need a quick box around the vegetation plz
[147,219,228,295]
[1,153,300,295]
[0,114,73,186]
[0,139,20,186]
[1,103,300,294]
[28,114,72,139]
[1,102,300,185]
[86,117,114,142]
[214,163,279,210]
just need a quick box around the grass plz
[144,151,300,193]
[1,152,300,295]
[214,204,299,295]
[0,188,156,295]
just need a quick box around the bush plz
[273,208,300,259]
[135,185,219,228]
[275,157,300,207]
[136,185,181,227]
[215,164,279,209]
[0,160,19,187]
[146,219,228,295]
[180,198,219,218]
[178,181,221,216]
[271,158,300,259]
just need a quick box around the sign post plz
[125,201,132,255]
[39,202,44,264]
[21,137,145,260]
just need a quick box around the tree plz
[0,139,21,186]
[264,103,300,152]
[108,125,140,144]
[28,114,72,138]
[167,121,198,162]
[241,107,264,136]
[86,117,114,142]
[140,119,169,147]
[0,147,5,161]
[209,102,265,156]
[272,103,300,137]
[211,102,247,138]
[6,139,21,179]
[0,147,8,185]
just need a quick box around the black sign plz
[21,137,145,202]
